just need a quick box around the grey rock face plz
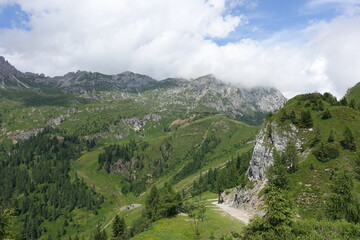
[248,122,301,181]
[0,56,21,77]
[0,56,157,93]
[122,114,162,131]
[150,75,286,123]
[222,121,303,216]
[247,126,274,182]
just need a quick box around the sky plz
[1,0,360,98]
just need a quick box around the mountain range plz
[0,56,285,125]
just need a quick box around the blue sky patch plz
[212,0,342,45]
[0,3,31,30]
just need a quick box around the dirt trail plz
[102,204,142,230]
[210,200,252,225]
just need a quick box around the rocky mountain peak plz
[0,56,22,77]
[192,74,224,85]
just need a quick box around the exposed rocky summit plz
[0,56,157,93]
[148,75,286,123]
[0,56,21,77]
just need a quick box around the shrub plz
[312,142,340,162]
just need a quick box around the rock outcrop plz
[223,121,303,216]
[248,122,301,181]
[150,75,286,124]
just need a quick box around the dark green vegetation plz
[0,128,102,239]
[191,151,252,196]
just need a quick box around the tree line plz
[191,151,252,197]
[0,127,102,239]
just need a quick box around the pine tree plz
[280,110,288,122]
[112,215,126,239]
[340,97,348,106]
[242,186,293,239]
[268,151,289,190]
[328,129,335,143]
[312,142,340,162]
[318,100,324,111]
[341,126,356,151]
[283,142,298,173]
[159,182,180,218]
[264,186,293,229]
[322,108,332,119]
[322,92,338,105]
[289,110,296,124]
[311,128,322,147]
[145,186,160,221]
[299,110,313,128]
[327,171,360,223]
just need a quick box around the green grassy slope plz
[132,193,245,240]
[50,115,259,239]
[346,82,360,104]
[266,92,360,219]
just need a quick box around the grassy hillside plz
[132,193,245,240]
[62,115,258,239]
[238,91,360,239]
[346,82,360,105]
[265,93,360,218]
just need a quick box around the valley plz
[1,57,360,240]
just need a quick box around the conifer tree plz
[328,129,335,143]
[311,128,322,147]
[341,126,356,151]
[340,97,348,106]
[327,171,360,223]
[322,108,332,119]
[289,110,296,124]
[283,142,298,173]
[159,182,180,218]
[299,110,313,128]
[268,150,289,190]
[112,215,126,239]
[349,99,357,110]
[145,186,160,221]
[242,186,293,239]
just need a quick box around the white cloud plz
[0,0,360,99]
[306,0,360,16]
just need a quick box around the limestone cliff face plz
[223,121,303,215]
[248,122,301,182]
